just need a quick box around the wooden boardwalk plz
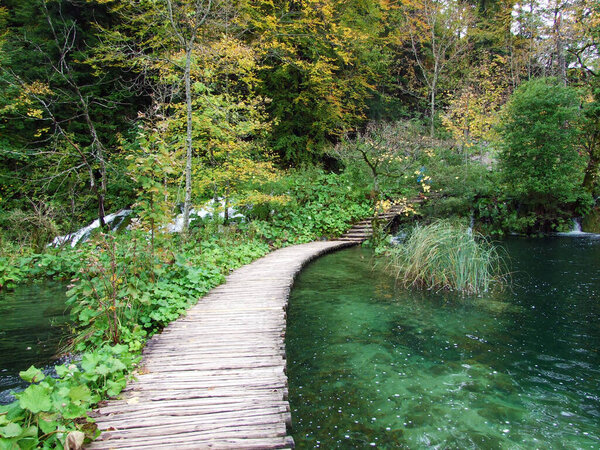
[88,240,354,449]
[339,199,422,243]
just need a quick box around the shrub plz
[0,204,59,252]
[497,77,588,232]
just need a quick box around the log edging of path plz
[87,240,356,449]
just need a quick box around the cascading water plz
[50,199,246,247]
[165,199,244,233]
[557,218,599,237]
[467,213,475,235]
[50,209,133,247]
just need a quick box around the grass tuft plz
[384,220,506,295]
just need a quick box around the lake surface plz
[0,281,70,404]
[287,237,600,448]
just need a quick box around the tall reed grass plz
[385,220,506,295]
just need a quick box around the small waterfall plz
[389,232,407,246]
[571,218,583,233]
[556,218,600,237]
[467,214,475,235]
[165,199,244,233]
[50,209,132,247]
[50,199,246,247]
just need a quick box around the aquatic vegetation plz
[383,220,506,294]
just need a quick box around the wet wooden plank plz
[87,240,355,449]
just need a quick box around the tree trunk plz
[182,45,194,234]
[553,5,567,85]
[223,185,230,226]
[583,154,599,194]
[97,190,106,229]
[430,81,437,138]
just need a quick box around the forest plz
[1,0,600,447]
[1,0,599,243]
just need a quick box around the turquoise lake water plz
[286,237,600,448]
[0,282,69,404]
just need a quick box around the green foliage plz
[333,121,436,199]
[248,169,372,244]
[125,124,179,239]
[582,206,600,233]
[249,0,382,163]
[421,145,497,219]
[0,0,140,230]
[0,344,137,449]
[0,249,86,290]
[0,204,59,252]
[497,77,590,232]
[381,220,506,295]
[0,260,25,290]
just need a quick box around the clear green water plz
[0,282,70,404]
[287,237,600,448]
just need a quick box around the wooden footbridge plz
[339,201,421,243]
[87,204,417,449]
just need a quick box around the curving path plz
[87,240,355,449]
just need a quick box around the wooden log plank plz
[91,431,293,449]
[117,385,288,398]
[96,409,291,430]
[94,421,287,441]
[92,398,289,417]
[93,401,289,418]
[97,436,294,450]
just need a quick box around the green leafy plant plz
[0,345,138,449]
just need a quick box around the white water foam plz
[50,199,245,247]
[50,209,133,247]
[165,199,244,233]
[556,218,600,238]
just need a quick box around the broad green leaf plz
[107,358,126,372]
[106,379,126,397]
[68,385,91,404]
[81,353,101,373]
[95,364,110,376]
[19,367,44,384]
[0,423,22,438]
[18,385,52,414]
[54,365,69,378]
[38,418,58,435]
[61,403,87,420]
[109,344,128,355]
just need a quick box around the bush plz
[424,146,496,219]
[0,204,59,252]
[497,77,587,232]
[382,220,505,295]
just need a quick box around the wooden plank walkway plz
[87,240,355,449]
[339,198,423,243]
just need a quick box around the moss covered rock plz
[582,207,600,233]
